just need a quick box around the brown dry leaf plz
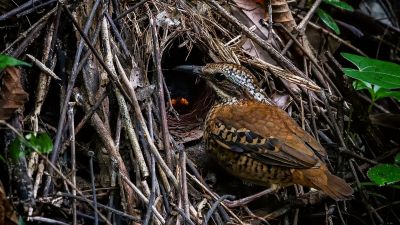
[0,67,29,120]
[233,0,268,38]
[232,0,276,64]
[0,181,19,225]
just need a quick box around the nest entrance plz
[162,43,214,143]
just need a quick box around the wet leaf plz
[341,53,400,89]
[0,55,31,69]
[316,9,340,34]
[323,0,354,12]
[26,133,53,154]
[367,164,400,186]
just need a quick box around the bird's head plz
[174,63,272,104]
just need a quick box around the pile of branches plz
[0,0,399,224]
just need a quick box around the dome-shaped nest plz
[162,43,215,143]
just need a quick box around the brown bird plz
[175,63,353,201]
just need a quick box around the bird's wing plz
[206,100,325,168]
[209,120,320,168]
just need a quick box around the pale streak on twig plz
[32,161,44,199]
[180,150,190,218]
[68,104,77,225]
[28,216,69,225]
[26,54,61,80]
[224,25,257,47]
[297,0,322,31]
[102,17,149,178]
[115,56,179,188]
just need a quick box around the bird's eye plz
[214,73,225,82]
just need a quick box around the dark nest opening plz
[162,42,215,143]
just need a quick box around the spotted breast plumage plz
[175,63,353,200]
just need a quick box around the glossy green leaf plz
[367,164,400,186]
[341,53,400,89]
[316,9,340,34]
[352,80,400,102]
[0,54,31,69]
[353,80,371,91]
[26,133,53,154]
[323,0,354,12]
[375,89,400,102]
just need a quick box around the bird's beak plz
[173,65,204,77]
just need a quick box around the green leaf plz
[341,53,400,89]
[323,0,354,12]
[26,133,53,154]
[0,55,31,69]
[9,138,26,161]
[343,69,400,89]
[353,80,371,91]
[367,164,400,186]
[395,153,400,165]
[316,9,340,34]
[374,88,400,102]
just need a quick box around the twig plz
[298,15,367,56]
[116,55,179,188]
[25,54,61,80]
[186,172,245,225]
[119,172,166,224]
[203,195,235,225]
[180,150,190,218]
[143,156,157,225]
[60,193,140,222]
[28,216,69,225]
[68,104,77,225]
[40,155,113,225]
[0,0,48,21]
[105,12,131,59]
[113,0,149,22]
[88,151,99,225]
[207,0,307,79]
[146,3,173,168]
[45,0,102,195]
[1,7,56,54]
[281,0,323,54]
[105,26,148,178]
[17,0,58,18]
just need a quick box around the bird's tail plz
[320,173,354,200]
[293,166,353,200]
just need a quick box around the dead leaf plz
[0,67,29,120]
